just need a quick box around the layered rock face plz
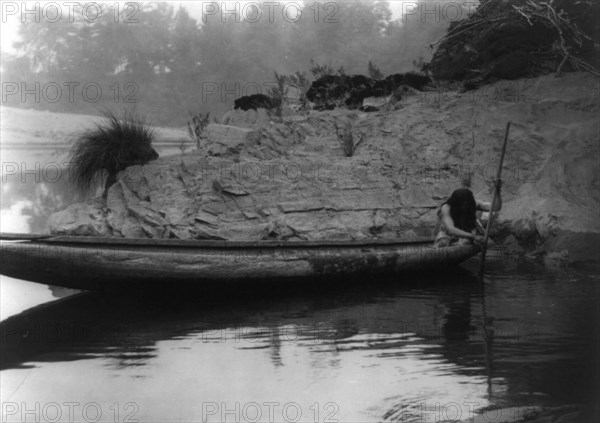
[48,73,599,261]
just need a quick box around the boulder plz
[47,201,111,236]
[221,108,272,128]
[206,124,261,155]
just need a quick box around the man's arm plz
[477,180,502,211]
[441,205,479,239]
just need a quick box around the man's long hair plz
[444,188,477,232]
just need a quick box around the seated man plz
[434,180,502,248]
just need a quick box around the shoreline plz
[2,73,598,264]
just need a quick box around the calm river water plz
[1,257,598,422]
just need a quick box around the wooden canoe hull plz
[0,235,481,291]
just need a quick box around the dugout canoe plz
[0,233,481,292]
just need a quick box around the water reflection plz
[0,145,185,234]
[1,173,78,233]
[1,262,598,422]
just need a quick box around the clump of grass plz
[268,72,288,117]
[368,61,384,80]
[287,71,311,109]
[187,111,210,149]
[333,120,365,157]
[70,109,158,198]
[309,59,336,79]
[309,59,346,79]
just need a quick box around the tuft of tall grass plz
[268,72,288,117]
[287,71,311,109]
[334,120,365,157]
[368,61,384,80]
[187,111,210,149]
[70,109,158,198]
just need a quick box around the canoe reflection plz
[1,267,482,371]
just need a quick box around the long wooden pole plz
[479,122,511,275]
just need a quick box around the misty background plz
[1,1,456,125]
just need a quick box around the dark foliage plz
[428,0,600,85]
[306,72,431,110]
[234,94,275,111]
[401,72,432,90]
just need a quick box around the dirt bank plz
[48,72,599,262]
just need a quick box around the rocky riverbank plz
[48,72,599,262]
